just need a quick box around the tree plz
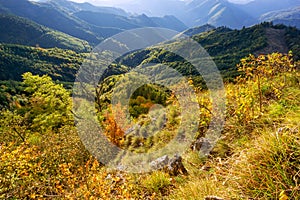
[22,72,73,132]
[238,52,296,113]
[0,73,73,142]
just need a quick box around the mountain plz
[0,0,187,45]
[180,24,216,36]
[0,0,102,44]
[0,44,84,82]
[0,14,90,52]
[103,0,300,29]
[73,11,140,30]
[184,0,257,28]
[150,15,188,32]
[260,7,300,29]
[3,22,299,83]
[112,0,186,17]
[116,23,300,80]
[240,0,300,19]
[46,0,129,16]
[73,11,187,31]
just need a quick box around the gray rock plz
[150,154,188,176]
[204,196,224,200]
[150,155,169,170]
[192,137,212,151]
[168,154,188,176]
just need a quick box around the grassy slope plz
[169,64,300,199]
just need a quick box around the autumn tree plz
[238,52,296,113]
[0,72,73,142]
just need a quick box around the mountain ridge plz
[0,0,187,45]
[0,14,90,52]
[260,7,300,29]
[2,22,299,82]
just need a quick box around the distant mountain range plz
[0,0,187,47]
[0,0,299,51]
[260,7,300,28]
[107,0,300,29]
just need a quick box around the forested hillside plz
[0,44,86,82]
[0,14,90,52]
[0,0,187,45]
[2,23,299,84]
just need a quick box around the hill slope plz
[180,24,216,36]
[0,0,102,44]
[47,0,129,16]
[1,23,300,83]
[116,23,300,80]
[0,14,90,52]
[0,44,85,82]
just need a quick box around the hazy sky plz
[68,0,254,6]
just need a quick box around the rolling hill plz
[180,24,216,36]
[0,44,85,82]
[0,14,90,52]
[47,0,129,16]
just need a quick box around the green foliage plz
[22,72,73,132]
[0,14,91,52]
[226,52,296,125]
[0,73,73,143]
[0,44,86,82]
[141,171,171,194]
[116,22,284,84]
[129,84,170,118]
[285,26,300,60]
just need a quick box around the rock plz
[150,154,188,176]
[204,196,224,200]
[150,155,169,170]
[276,127,299,139]
[168,154,188,176]
[192,137,212,151]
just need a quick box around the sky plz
[68,0,254,7]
